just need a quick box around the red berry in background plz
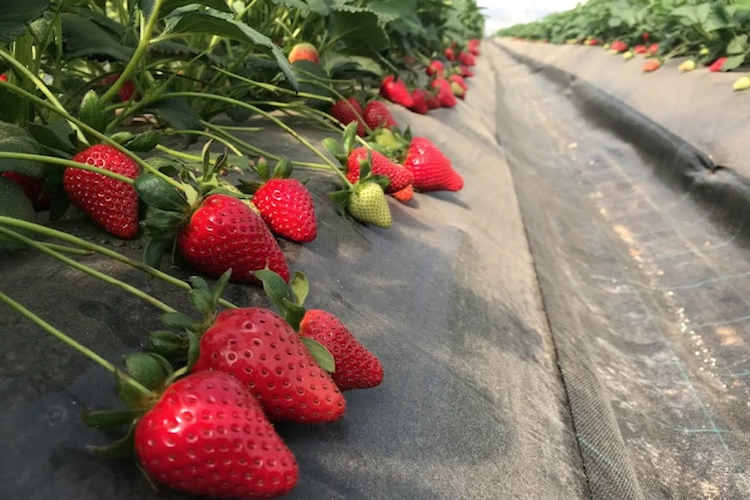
[330,97,365,136]
[610,40,628,53]
[1,172,53,211]
[63,144,140,239]
[647,43,659,56]
[177,194,290,283]
[379,75,414,108]
[425,94,441,110]
[460,65,475,78]
[409,89,429,114]
[449,74,468,92]
[252,178,317,243]
[430,78,457,108]
[101,74,140,102]
[0,74,7,82]
[134,371,299,499]
[363,100,399,130]
[457,51,476,66]
[709,56,728,72]
[642,32,650,42]
[444,48,455,61]
[425,60,445,77]
[390,183,414,203]
[642,59,661,72]
[633,44,647,54]
[468,38,481,56]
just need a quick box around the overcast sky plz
[477,0,583,35]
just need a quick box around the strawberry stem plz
[162,129,244,156]
[0,216,238,310]
[0,227,177,313]
[0,289,156,398]
[0,152,135,184]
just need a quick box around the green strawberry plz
[347,181,392,228]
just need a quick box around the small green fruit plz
[678,60,696,72]
[347,182,392,228]
[622,51,634,60]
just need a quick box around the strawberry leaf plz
[301,337,335,373]
[0,122,47,177]
[281,298,306,332]
[290,271,309,306]
[342,122,358,154]
[0,0,50,43]
[160,311,201,332]
[143,237,172,274]
[81,409,142,430]
[274,159,292,179]
[253,269,293,311]
[26,121,78,156]
[125,352,173,392]
[79,90,110,135]
[134,173,189,213]
[212,269,232,304]
[126,131,162,152]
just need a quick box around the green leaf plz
[79,90,109,134]
[60,12,134,61]
[721,54,746,71]
[26,121,78,156]
[322,138,346,161]
[330,10,389,50]
[281,299,306,331]
[342,122,357,155]
[0,0,49,43]
[300,337,335,373]
[126,131,162,152]
[727,34,748,55]
[81,409,142,430]
[87,424,136,459]
[164,8,297,90]
[253,269,293,311]
[134,174,189,212]
[125,352,172,391]
[212,269,232,303]
[161,311,201,331]
[365,0,417,23]
[0,122,47,177]
[139,0,231,19]
[290,271,309,306]
[147,329,189,360]
[0,177,36,253]
[144,98,202,145]
[143,237,171,271]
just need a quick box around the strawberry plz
[450,81,466,99]
[0,74,7,82]
[430,78,457,108]
[449,74,468,92]
[468,38,481,55]
[252,178,317,243]
[457,51,476,66]
[299,310,384,391]
[346,147,413,194]
[63,144,140,239]
[733,76,750,91]
[444,47,456,61]
[363,100,399,131]
[425,60,445,77]
[409,88,429,114]
[646,43,659,56]
[135,371,299,498]
[709,56,728,72]
[347,181,392,228]
[177,194,290,283]
[403,137,463,192]
[192,307,346,423]
[610,40,628,53]
[642,59,661,72]
[642,32,650,42]
[633,44,647,54]
[330,97,365,136]
[425,94,441,110]
[390,183,414,203]
[101,74,139,102]
[288,42,319,64]
[379,75,414,108]
[1,171,53,211]
[679,60,696,72]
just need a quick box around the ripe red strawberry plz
[346,147,413,194]
[430,78,457,108]
[363,100,399,130]
[192,307,346,423]
[299,310,384,391]
[135,371,299,499]
[425,94,441,109]
[288,42,319,64]
[642,32,650,42]
[390,183,414,203]
[709,56,728,72]
[610,40,628,53]
[468,38,481,56]
[403,137,463,192]
[425,60,445,77]
[633,44,647,54]
[457,51,476,66]
[449,74,468,92]
[177,194,290,283]
[379,75,413,108]
[647,43,659,56]
[409,89,429,114]
[63,144,140,239]
[0,74,7,82]
[2,171,53,211]
[444,48,456,61]
[330,97,365,136]
[252,178,317,243]
[585,39,599,46]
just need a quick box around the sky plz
[477,0,583,35]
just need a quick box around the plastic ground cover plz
[0,51,587,498]
[494,38,750,498]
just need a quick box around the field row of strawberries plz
[498,0,750,91]
[0,0,484,498]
